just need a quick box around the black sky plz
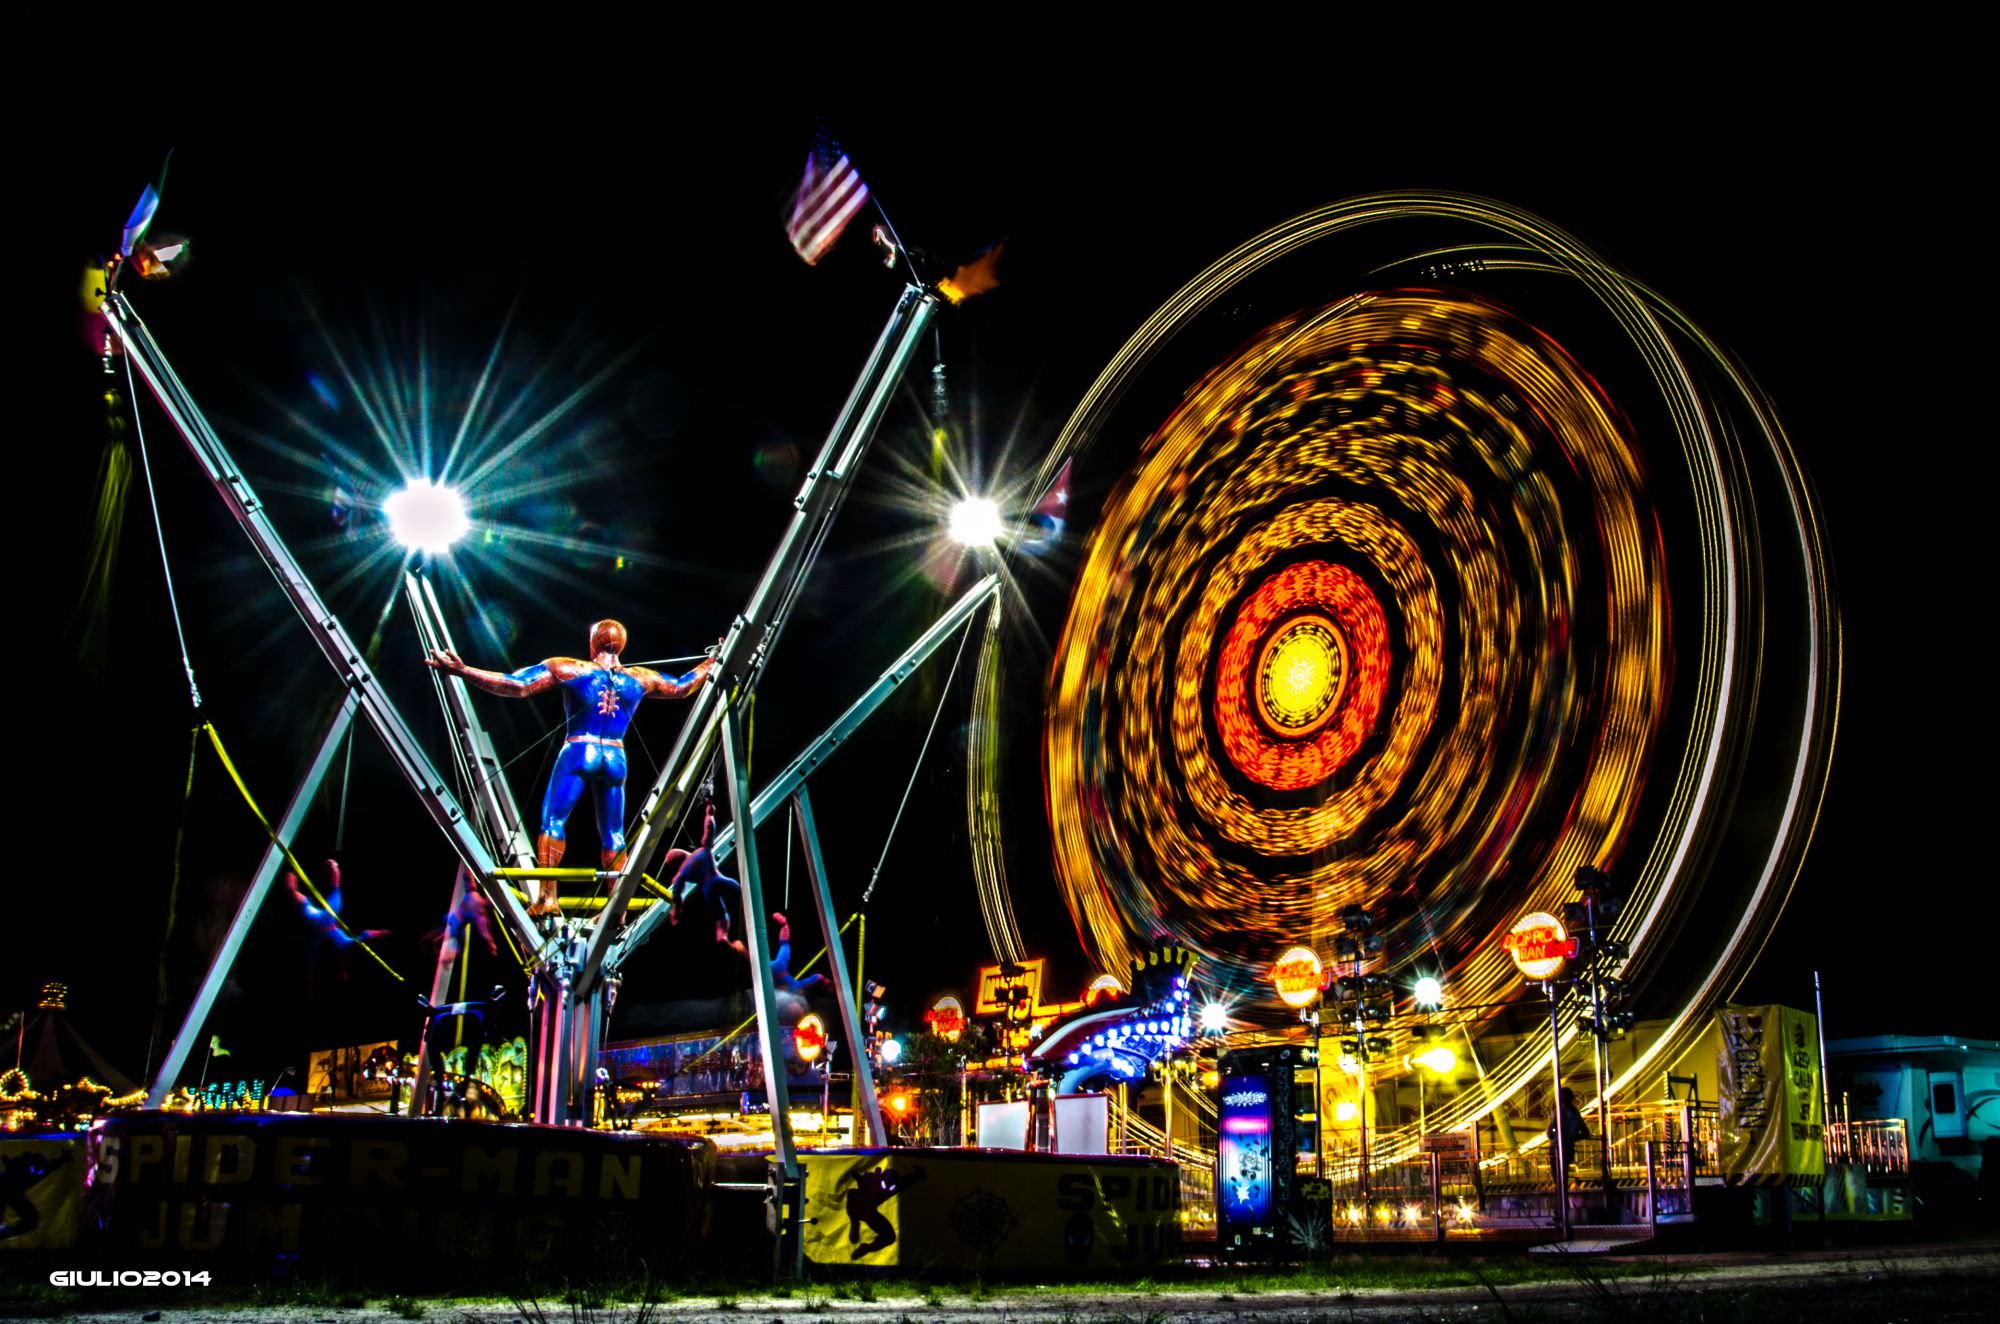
[12,54,1990,1091]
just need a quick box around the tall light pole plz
[1330,904,1391,1215]
[1568,867,1633,1218]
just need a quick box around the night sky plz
[15,61,1988,1095]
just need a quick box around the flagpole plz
[868,196,927,290]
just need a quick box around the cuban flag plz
[1020,459,1071,554]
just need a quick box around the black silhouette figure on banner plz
[845,1162,927,1259]
[0,1147,73,1240]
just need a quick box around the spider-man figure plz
[285,859,390,987]
[667,802,744,952]
[427,619,717,918]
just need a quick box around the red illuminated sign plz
[1502,912,1578,980]
[924,996,967,1041]
[793,1014,828,1064]
[1271,946,1326,1008]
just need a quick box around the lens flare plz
[948,495,1003,548]
[383,478,470,553]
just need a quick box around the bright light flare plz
[947,495,1003,548]
[384,478,470,553]
[877,1037,903,1066]
[1198,1002,1231,1034]
[1413,975,1445,1007]
[1416,1046,1458,1075]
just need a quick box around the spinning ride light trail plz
[1032,193,1839,1151]
[1049,291,1668,1003]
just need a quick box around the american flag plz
[786,134,870,266]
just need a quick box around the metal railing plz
[1825,1118,1909,1175]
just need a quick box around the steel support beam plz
[403,571,539,948]
[576,285,938,995]
[791,786,885,1145]
[147,694,358,1107]
[411,864,471,1111]
[105,293,501,891]
[605,574,997,973]
[723,702,798,1175]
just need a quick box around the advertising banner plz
[799,1148,1178,1271]
[1216,1073,1275,1229]
[84,1112,713,1273]
[1717,1004,1825,1185]
[0,1134,83,1249]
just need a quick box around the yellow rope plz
[199,723,404,983]
[677,912,859,1071]
[483,879,533,974]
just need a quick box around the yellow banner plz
[1717,1004,1825,1184]
[800,1150,1179,1271]
[0,1135,84,1249]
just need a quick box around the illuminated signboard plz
[794,1014,828,1064]
[973,959,1092,1020]
[1084,974,1124,1005]
[924,997,966,1041]
[1216,1072,1274,1227]
[1271,946,1324,1008]
[1502,911,1577,980]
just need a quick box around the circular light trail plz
[1050,292,1665,998]
[1024,193,1839,1150]
[383,478,470,553]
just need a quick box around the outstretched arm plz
[634,656,720,700]
[426,649,566,698]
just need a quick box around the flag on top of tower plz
[1020,458,1071,554]
[121,185,161,258]
[786,131,871,266]
[938,241,1005,304]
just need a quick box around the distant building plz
[1826,1034,1998,1210]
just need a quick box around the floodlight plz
[384,478,470,553]
[947,495,1002,547]
[1417,1046,1458,1075]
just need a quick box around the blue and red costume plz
[427,619,716,917]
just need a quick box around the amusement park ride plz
[106,254,1003,1201]
[65,173,1868,1272]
